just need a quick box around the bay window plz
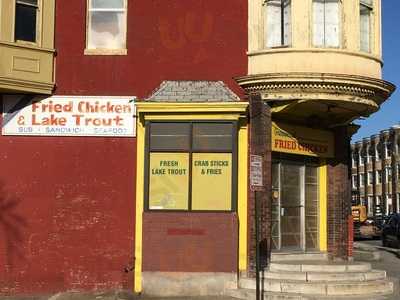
[86,0,127,53]
[146,122,237,211]
[313,0,340,47]
[265,0,291,48]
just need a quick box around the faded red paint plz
[143,213,238,272]
[55,0,248,98]
[0,0,247,295]
[0,128,136,294]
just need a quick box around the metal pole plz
[255,190,260,300]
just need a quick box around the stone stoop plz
[227,260,395,300]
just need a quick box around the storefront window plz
[146,121,237,211]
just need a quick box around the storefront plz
[134,100,248,295]
[270,122,333,253]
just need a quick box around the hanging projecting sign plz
[272,122,334,158]
[2,95,136,137]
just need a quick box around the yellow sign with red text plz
[272,122,334,158]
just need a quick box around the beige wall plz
[0,0,55,94]
[248,0,382,79]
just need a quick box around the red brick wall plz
[0,0,247,294]
[142,213,238,272]
[327,126,352,259]
[55,0,248,98]
[0,126,137,294]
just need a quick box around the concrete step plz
[269,261,371,273]
[227,288,390,300]
[238,278,393,296]
[271,252,328,262]
[264,269,386,282]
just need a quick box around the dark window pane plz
[15,3,37,42]
[150,123,190,151]
[193,123,233,151]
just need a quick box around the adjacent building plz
[351,125,400,216]
[0,0,396,298]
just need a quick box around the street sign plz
[250,154,264,191]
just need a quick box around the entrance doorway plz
[272,162,319,252]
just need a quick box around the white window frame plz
[376,170,382,184]
[367,196,374,216]
[352,174,357,189]
[367,171,373,185]
[386,167,392,183]
[312,0,342,48]
[375,145,381,160]
[85,0,128,55]
[359,173,364,187]
[360,0,373,53]
[14,0,41,46]
[264,0,292,48]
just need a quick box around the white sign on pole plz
[250,154,263,191]
[2,96,136,137]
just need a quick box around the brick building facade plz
[351,125,400,216]
[0,0,396,298]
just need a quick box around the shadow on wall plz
[0,182,27,272]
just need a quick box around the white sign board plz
[2,96,136,137]
[250,154,263,191]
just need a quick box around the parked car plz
[382,213,400,248]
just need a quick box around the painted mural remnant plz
[2,96,136,137]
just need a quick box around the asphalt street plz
[356,239,400,300]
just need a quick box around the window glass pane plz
[150,123,190,151]
[15,3,37,42]
[313,0,325,46]
[192,153,232,210]
[192,123,233,151]
[266,0,282,47]
[91,0,124,9]
[324,0,339,47]
[360,4,371,52]
[149,153,189,210]
[361,0,373,6]
[17,0,37,5]
[88,11,126,49]
[283,0,291,45]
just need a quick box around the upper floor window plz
[360,0,373,52]
[352,174,357,188]
[313,0,340,48]
[375,144,382,160]
[265,0,291,48]
[359,153,364,166]
[15,0,39,43]
[367,171,373,185]
[376,170,382,184]
[87,0,127,53]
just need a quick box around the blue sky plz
[352,2,400,141]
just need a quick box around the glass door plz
[271,161,319,252]
[280,163,303,251]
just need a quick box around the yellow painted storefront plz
[271,121,333,252]
[134,102,248,292]
[133,102,334,292]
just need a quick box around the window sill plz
[84,48,127,56]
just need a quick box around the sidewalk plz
[0,292,237,300]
